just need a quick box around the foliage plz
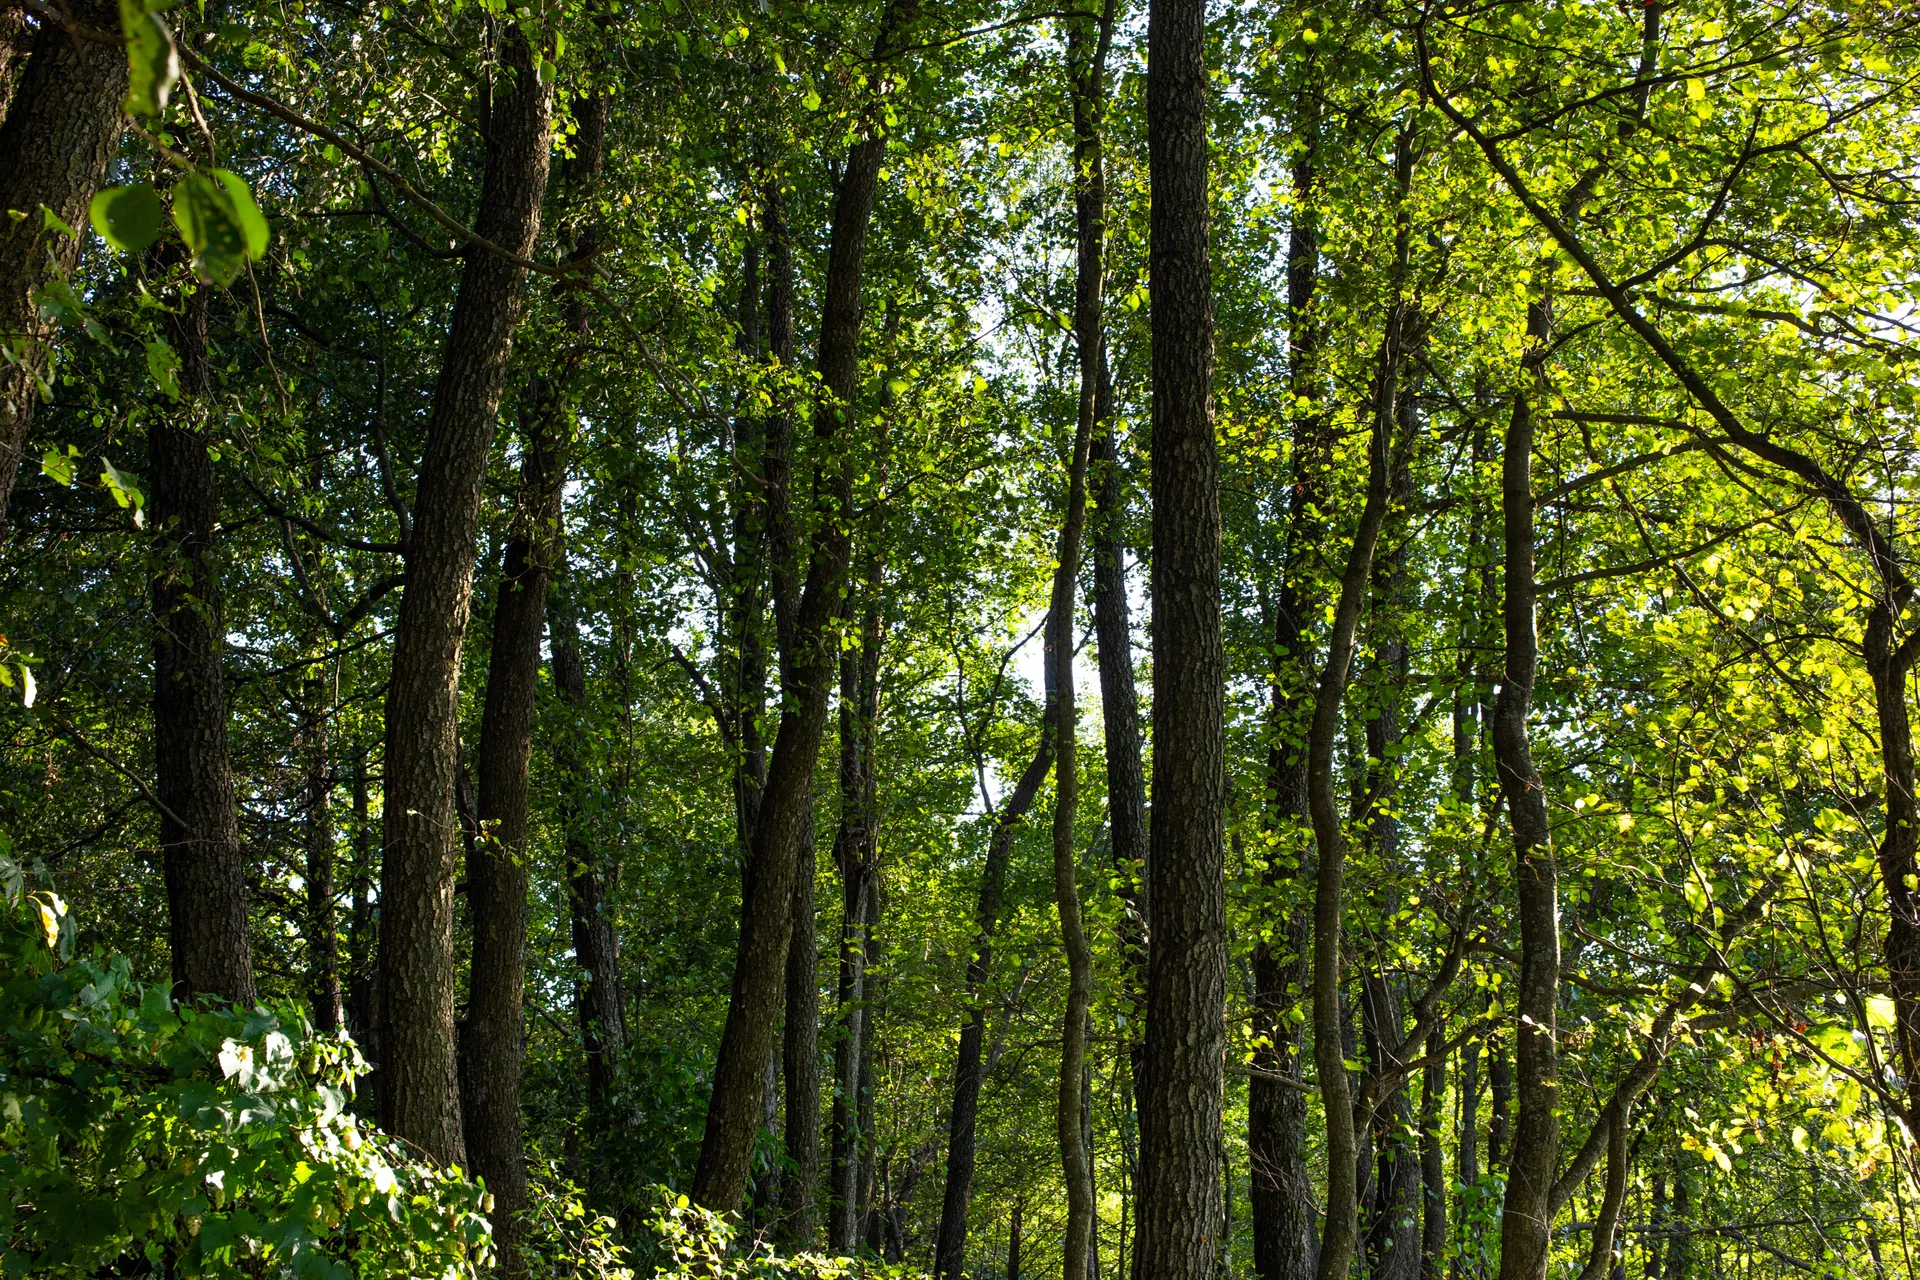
[0,852,492,1279]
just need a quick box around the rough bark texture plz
[0,10,30,128]
[1139,0,1228,1273]
[691,15,900,1192]
[462,416,564,1252]
[933,685,1056,1280]
[0,2,127,532]
[1363,979,1419,1280]
[1493,315,1559,1280]
[378,26,552,1167]
[150,273,255,1007]
[303,679,342,1033]
[1251,83,1323,1280]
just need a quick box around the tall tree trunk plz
[1486,1034,1510,1173]
[0,1,126,531]
[462,415,564,1254]
[690,6,909,1203]
[463,61,606,1216]
[1055,9,1111,1274]
[1139,0,1227,1273]
[378,25,553,1167]
[762,173,823,1248]
[1308,323,1400,1280]
[829,594,883,1251]
[933,677,1056,1280]
[1250,79,1324,1280]
[348,751,380,1110]
[1008,1197,1025,1280]
[150,268,255,1006]
[1362,978,1419,1280]
[1493,307,1559,1280]
[1420,1025,1447,1280]
[304,677,342,1032]
[550,568,626,1187]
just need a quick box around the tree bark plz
[1493,309,1559,1280]
[1420,1024,1447,1280]
[303,677,341,1032]
[933,674,1056,1280]
[1054,9,1111,1275]
[0,0,127,532]
[378,24,553,1168]
[1250,77,1324,1280]
[550,568,626,1186]
[829,594,883,1250]
[1308,330,1400,1280]
[1139,0,1228,1273]
[150,269,255,1007]
[461,413,564,1253]
[690,5,906,1199]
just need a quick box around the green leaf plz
[145,338,181,401]
[41,207,78,240]
[40,448,75,488]
[210,171,269,259]
[120,2,180,118]
[90,184,166,253]
[171,174,249,285]
[33,280,87,328]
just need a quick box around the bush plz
[0,853,492,1278]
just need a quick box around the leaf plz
[1866,995,1897,1031]
[210,171,270,259]
[40,448,75,488]
[171,174,250,285]
[33,280,88,328]
[90,184,166,253]
[146,338,182,400]
[120,2,180,118]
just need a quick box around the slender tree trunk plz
[1486,1035,1510,1173]
[1139,0,1227,1273]
[1308,327,1400,1280]
[830,597,883,1250]
[463,65,607,1231]
[1493,308,1559,1280]
[932,679,1055,1279]
[378,25,553,1167]
[550,569,626,1184]
[1420,1025,1447,1280]
[1362,978,1419,1280]
[761,174,824,1247]
[690,6,908,1199]
[0,1,126,531]
[1054,11,1110,1271]
[150,268,255,1007]
[304,677,342,1032]
[462,415,564,1254]
[1008,1198,1025,1280]
[1250,81,1324,1280]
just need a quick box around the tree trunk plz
[0,0,126,531]
[0,9,31,127]
[1139,0,1227,1273]
[933,677,1056,1280]
[1420,1025,1447,1280]
[304,678,341,1032]
[780,816,821,1245]
[150,269,255,1007]
[378,24,553,1168]
[1008,1198,1025,1280]
[461,414,564,1253]
[1308,323,1401,1280]
[550,569,626,1188]
[1493,310,1559,1280]
[1362,978,1419,1280]
[1250,79,1324,1280]
[690,3,905,1195]
[829,596,883,1251]
[1055,11,1110,1272]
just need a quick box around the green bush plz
[0,853,492,1278]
